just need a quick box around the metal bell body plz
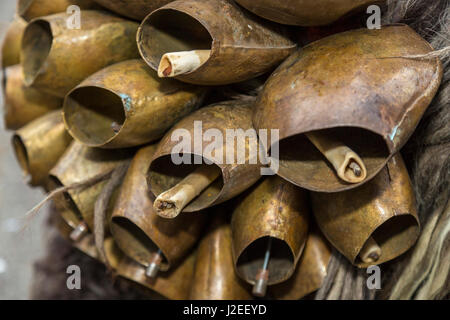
[234,0,380,26]
[49,141,133,230]
[253,25,443,192]
[21,10,139,98]
[63,59,206,148]
[190,215,252,300]
[3,65,62,130]
[311,154,420,268]
[17,0,98,21]
[110,144,207,272]
[148,100,262,213]
[231,175,309,286]
[2,17,27,67]
[104,238,196,300]
[137,0,296,85]
[91,0,173,20]
[270,228,331,299]
[12,110,72,187]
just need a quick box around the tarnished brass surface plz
[311,154,420,267]
[148,100,262,213]
[111,144,206,271]
[104,238,195,300]
[17,0,98,21]
[270,228,331,299]
[53,214,192,299]
[231,176,309,286]
[2,17,27,67]
[234,0,382,26]
[92,0,174,20]
[21,10,139,98]
[3,65,62,130]
[12,110,72,187]
[63,59,206,148]
[137,0,296,85]
[190,215,252,300]
[253,25,443,192]
[49,141,133,230]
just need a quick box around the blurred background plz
[0,1,47,299]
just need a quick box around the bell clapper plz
[158,50,210,78]
[145,249,163,279]
[70,221,88,242]
[305,131,367,183]
[252,237,272,297]
[154,165,221,218]
[359,236,382,264]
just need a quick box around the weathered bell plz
[253,25,443,192]
[17,0,98,21]
[3,65,62,130]
[104,238,196,300]
[190,214,252,300]
[91,0,174,20]
[48,141,134,238]
[12,110,72,187]
[63,59,207,148]
[147,100,262,218]
[311,153,420,267]
[234,0,381,26]
[137,0,296,85]
[1,17,26,67]
[231,175,309,297]
[269,228,332,299]
[110,144,207,279]
[21,10,139,98]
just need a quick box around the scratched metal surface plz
[0,2,47,300]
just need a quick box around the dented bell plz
[21,10,139,98]
[3,65,62,130]
[48,141,133,236]
[1,17,26,67]
[110,144,207,279]
[137,0,296,85]
[234,0,380,26]
[253,25,443,192]
[190,214,252,300]
[311,153,420,268]
[63,59,206,148]
[148,100,262,218]
[231,175,309,297]
[91,0,173,20]
[17,0,98,21]
[12,110,72,187]
[104,238,196,300]
[269,228,332,299]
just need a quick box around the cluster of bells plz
[3,0,443,299]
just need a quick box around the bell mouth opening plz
[273,127,390,192]
[236,236,295,285]
[22,19,52,86]
[138,9,213,75]
[64,86,126,147]
[12,134,30,177]
[148,154,224,212]
[111,217,169,271]
[356,214,419,267]
[47,175,84,228]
